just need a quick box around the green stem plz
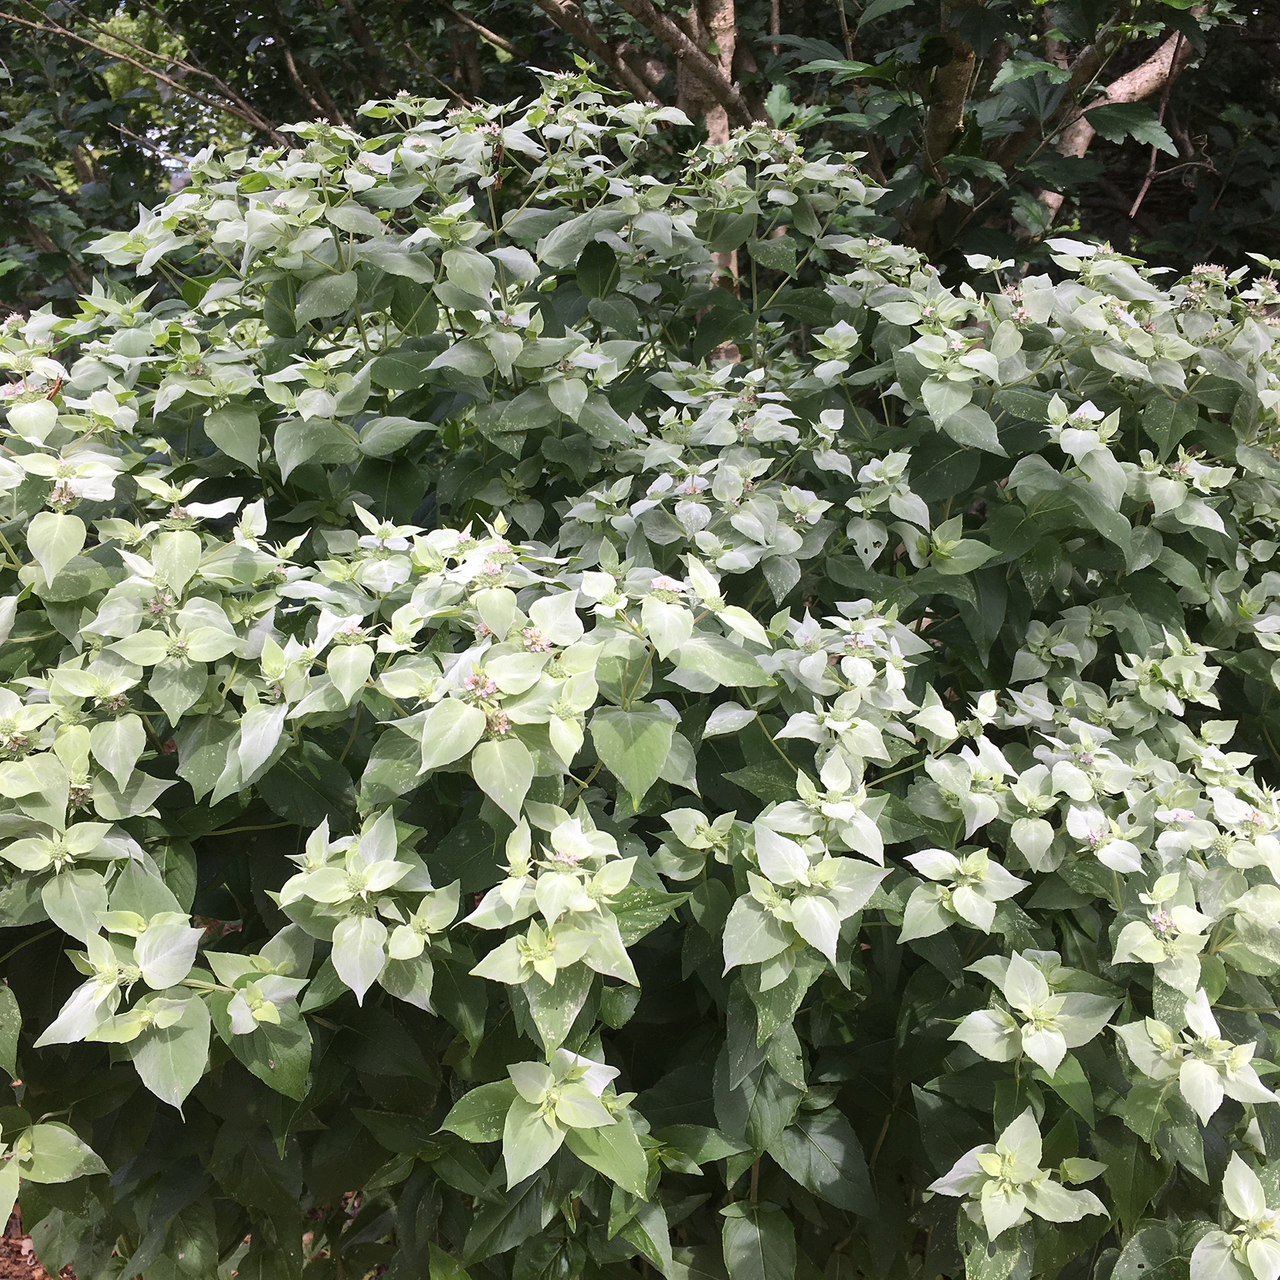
[203,821,295,837]
[0,928,55,966]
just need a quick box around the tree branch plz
[988,8,1124,171]
[1038,26,1196,222]
[904,0,977,251]
[279,45,329,121]
[533,0,660,103]
[921,1,976,173]
[609,0,757,125]
[23,222,89,292]
[335,0,394,95]
[1,4,287,144]
[1128,32,1182,218]
[442,4,518,57]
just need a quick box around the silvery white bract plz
[928,1109,1106,1239]
[3,71,1280,1280]
[1191,1156,1280,1280]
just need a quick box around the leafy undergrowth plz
[2,73,1280,1280]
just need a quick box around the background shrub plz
[2,75,1280,1280]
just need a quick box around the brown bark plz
[615,41,668,91]
[921,0,977,175]
[448,25,483,97]
[693,0,736,145]
[610,0,756,126]
[1038,28,1195,222]
[68,144,96,186]
[531,0,660,103]
[903,0,977,252]
[441,4,518,57]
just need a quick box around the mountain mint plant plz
[1,72,1280,1280]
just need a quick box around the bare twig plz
[1,3,286,143]
[281,45,328,120]
[111,121,185,164]
[1039,24,1196,223]
[1128,31,1183,219]
[835,0,853,60]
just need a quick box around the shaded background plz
[2,0,1279,309]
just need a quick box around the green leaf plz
[294,271,358,326]
[1142,397,1198,461]
[131,996,211,1109]
[502,1095,565,1186]
[537,208,628,269]
[1085,103,1176,155]
[723,898,791,970]
[957,1215,1029,1280]
[613,882,689,946]
[1093,1123,1165,1233]
[767,1108,875,1213]
[0,985,19,1077]
[522,964,592,1052]
[371,349,437,390]
[205,406,261,468]
[332,914,388,1004]
[1033,1053,1095,1124]
[471,736,533,821]
[674,635,774,688]
[430,1243,473,1280]
[211,996,312,1101]
[27,512,86,584]
[591,705,675,802]
[89,714,145,790]
[1121,1077,1173,1143]
[259,740,355,828]
[620,1199,674,1274]
[656,1125,748,1166]
[0,1165,15,1238]
[274,418,360,480]
[747,236,798,275]
[577,240,618,299]
[442,1080,519,1143]
[913,1085,989,1176]
[418,699,487,774]
[20,1123,108,1183]
[858,0,913,26]
[42,868,108,943]
[715,1058,803,1161]
[940,405,1006,455]
[723,762,799,805]
[1113,1226,1189,1280]
[359,415,432,457]
[991,58,1072,89]
[564,1112,649,1198]
[721,1202,796,1280]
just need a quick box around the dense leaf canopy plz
[4,0,1280,309]
[2,71,1280,1280]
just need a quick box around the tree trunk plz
[698,0,736,146]
[903,0,977,254]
